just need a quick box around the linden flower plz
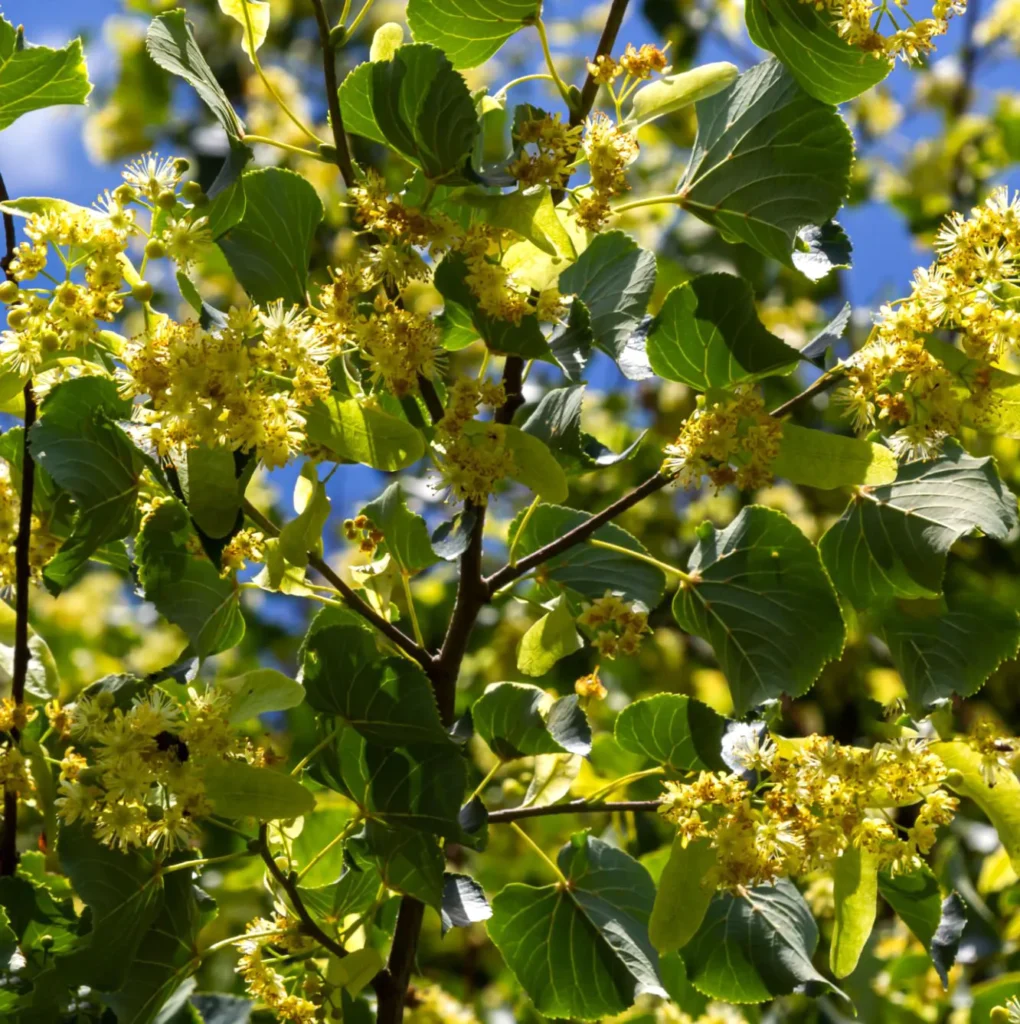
[122,151,183,198]
[130,687,183,735]
[93,801,148,851]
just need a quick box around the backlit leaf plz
[649,836,717,953]
[614,694,728,772]
[406,0,540,68]
[772,423,897,490]
[203,759,316,821]
[831,845,879,978]
[304,393,425,471]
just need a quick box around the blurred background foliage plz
[5,0,1020,1019]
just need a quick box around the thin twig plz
[768,368,844,419]
[242,499,432,670]
[1,170,33,877]
[570,0,631,127]
[309,0,357,188]
[487,799,662,823]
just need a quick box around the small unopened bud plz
[990,1008,1010,1023]
[6,307,28,329]
[132,281,154,303]
[173,158,191,176]
[944,769,965,789]
[39,330,60,352]
[566,84,583,116]
[144,238,167,259]
[0,280,18,303]
[328,23,347,48]
[113,183,136,204]
[318,142,338,162]
[181,180,206,205]
[156,189,178,211]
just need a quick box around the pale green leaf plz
[203,759,315,821]
[522,752,582,807]
[502,425,570,503]
[831,845,879,978]
[221,668,304,724]
[649,836,717,953]
[626,62,738,126]
[218,0,270,61]
[517,597,582,677]
[772,423,897,490]
[304,393,425,471]
[406,0,540,68]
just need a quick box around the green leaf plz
[338,44,479,181]
[517,597,582,677]
[877,867,966,987]
[934,740,1020,874]
[745,0,892,103]
[649,836,718,953]
[441,872,492,934]
[818,445,1019,609]
[102,871,214,1024]
[614,694,727,772]
[176,444,244,539]
[146,10,244,138]
[279,462,331,568]
[488,833,664,1020]
[0,16,91,131]
[330,729,466,834]
[645,274,801,391]
[220,668,305,724]
[684,878,847,1004]
[453,186,575,258]
[30,378,143,593]
[626,62,739,126]
[677,58,853,271]
[406,0,540,68]
[219,0,271,61]
[831,846,879,979]
[792,220,853,281]
[434,251,553,360]
[508,503,667,609]
[347,820,445,907]
[360,482,437,575]
[300,611,450,746]
[520,384,644,473]
[881,593,1020,714]
[673,506,845,716]
[502,425,569,503]
[219,167,323,305]
[557,231,657,367]
[523,752,581,807]
[304,393,425,471]
[0,196,92,219]
[772,423,897,490]
[136,500,245,658]
[203,759,315,821]
[473,681,591,760]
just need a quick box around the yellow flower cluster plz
[0,458,61,589]
[586,43,670,84]
[804,0,966,62]
[357,295,443,397]
[838,187,1020,458]
[510,114,582,190]
[406,983,480,1024]
[55,685,259,853]
[435,379,515,505]
[662,389,782,490]
[577,591,650,658]
[236,914,320,1023]
[575,113,639,231]
[220,528,266,575]
[575,667,608,703]
[659,733,954,890]
[343,514,384,554]
[966,720,1017,786]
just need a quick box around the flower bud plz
[173,158,191,176]
[0,280,18,303]
[328,23,346,48]
[182,180,207,205]
[39,329,60,352]
[145,238,167,259]
[113,183,137,204]
[156,189,178,211]
[6,307,28,329]
[132,281,154,303]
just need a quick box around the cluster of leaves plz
[2,2,1020,1024]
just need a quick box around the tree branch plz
[242,499,433,671]
[569,0,632,127]
[487,798,662,823]
[768,367,844,419]
[309,0,357,189]
[1,170,32,878]
[484,470,672,594]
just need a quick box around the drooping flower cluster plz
[802,0,966,62]
[577,591,651,658]
[55,684,264,853]
[837,186,1020,458]
[575,113,640,231]
[405,983,481,1024]
[0,698,37,798]
[659,733,955,890]
[510,113,583,190]
[235,913,321,1023]
[662,388,783,491]
[0,457,61,589]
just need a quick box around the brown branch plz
[569,0,632,127]
[376,897,426,1024]
[242,499,433,671]
[484,470,672,594]
[309,0,357,189]
[1,171,32,878]
[487,799,662,823]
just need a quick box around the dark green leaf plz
[136,500,245,658]
[146,11,243,137]
[347,821,445,907]
[745,0,892,103]
[203,759,315,821]
[338,45,479,181]
[434,251,553,360]
[673,506,845,716]
[189,994,252,1024]
[677,59,853,271]
[645,274,800,390]
[557,231,657,365]
[878,868,966,987]
[441,872,492,935]
[880,593,1020,713]
[614,694,727,771]
[819,445,1019,609]
[176,444,244,539]
[300,611,450,746]
[219,167,323,305]
[473,681,591,760]
[304,392,425,471]
[507,503,667,609]
[0,16,91,130]
[684,878,847,1003]
[360,482,437,575]
[488,833,664,1020]
[406,0,540,68]
[30,378,143,593]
